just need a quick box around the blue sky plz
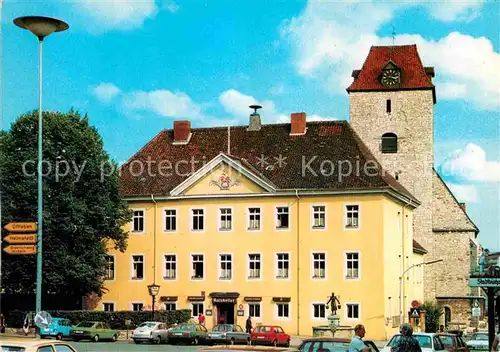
[2,0,499,250]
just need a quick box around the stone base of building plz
[436,296,486,328]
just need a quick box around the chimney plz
[247,105,262,131]
[173,120,192,145]
[290,112,307,136]
[459,202,466,212]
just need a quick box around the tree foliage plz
[0,110,131,302]
[421,301,443,333]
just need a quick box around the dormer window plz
[382,133,398,153]
[381,61,401,87]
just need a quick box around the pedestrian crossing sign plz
[410,308,420,318]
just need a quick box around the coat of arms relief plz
[210,172,241,190]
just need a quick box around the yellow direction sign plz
[3,245,37,255]
[3,222,37,233]
[3,234,37,244]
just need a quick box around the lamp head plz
[148,284,160,297]
[14,16,69,40]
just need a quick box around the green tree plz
[0,110,131,305]
[421,301,443,332]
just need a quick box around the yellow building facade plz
[99,150,425,340]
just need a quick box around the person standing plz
[391,323,422,352]
[198,312,205,327]
[349,324,369,352]
[491,329,500,352]
[246,316,253,334]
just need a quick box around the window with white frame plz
[132,255,144,280]
[164,255,176,280]
[219,254,232,280]
[346,252,359,279]
[219,208,232,230]
[164,303,176,311]
[312,206,326,228]
[191,254,204,279]
[312,253,326,278]
[192,303,204,317]
[132,210,144,232]
[165,209,177,232]
[347,303,360,319]
[248,207,261,230]
[104,255,114,280]
[313,303,326,318]
[276,253,290,279]
[248,254,261,279]
[345,205,359,228]
[103,303,114,312]
[249,303,261,318]
[192,209,204,231]
[132,303,144,311]
[277,303,290,318]
[276,207,289,229]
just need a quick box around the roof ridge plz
[162,120,347,132]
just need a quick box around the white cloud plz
[163,0,180,13]
[122,90,203,119]
[269,83,285,95]
[447,183,479,203]
[440,143,500,182]
[91,83,121,103]
[427,0,484,22]
[281,1,499,110]
[76,0,158,32]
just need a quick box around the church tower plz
[347,45,438,301]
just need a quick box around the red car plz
[437,333,469,352]
[250,325,291,347]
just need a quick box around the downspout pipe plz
[151,194,157,284]
[399,198,412,324]
[295,189,300,336]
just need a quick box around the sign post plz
[2,223,37,256]
[469,278,500,351]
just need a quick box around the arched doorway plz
[444,307,452,327]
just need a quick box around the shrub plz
[421,301,443,333]
[6,310,191,330]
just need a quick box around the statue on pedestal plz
[326,292,341,316]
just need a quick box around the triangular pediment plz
[382,60,399,71]
[170,153,276,196]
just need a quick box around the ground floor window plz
[276,303,290,318]
[312,303,326,318]
[164,303,176,311]
[346,303,360,319]
[103,303,114,312]
[248,303,261,318]
[192,303,204,317]
[132,303,144,311]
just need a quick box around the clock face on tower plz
[381,69,400,86]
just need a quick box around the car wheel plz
[272,339,278,347]
[133,339,140,344]
[193,337,199,345]
[230,338,235,345]
[154,335,161,344]
[284,339,290,347]
[56,333,63,341]
[93,334,99,342]
[111,334,117,342]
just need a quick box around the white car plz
[132,321,169,344]
[382,333,447,352]
[466,332,489,351]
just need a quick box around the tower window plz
[382,133,398,153]
[386,99,391,113]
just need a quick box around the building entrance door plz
[216,303,235,325]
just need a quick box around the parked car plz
[207,324,250,345]
[382,333,447,352]
[0,339,78,351]
[250,325,291,347]
[166,322,208,345]
[40,317,73,340]
[465,333,489,351]
[69,321,119,342]
[298,337,379,352]
[437,333,469,352]
[132,321,169,344]
[200,346,298,351]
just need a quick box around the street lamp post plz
[148,284,160,321]
[399,259,443,324]
[13,16,68,337]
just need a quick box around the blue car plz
[40,317,73,340]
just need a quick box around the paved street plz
[70,341,203,351]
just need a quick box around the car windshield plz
[76,321,95,328]
[1,347,25,352]
[255,326,272,333]
[138,322,157,328]
[213,325,232,332]
[178,324,194,330]
[440,336,454,346]
[471,334,488,341]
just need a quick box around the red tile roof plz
[347,45,435,94]
[119,120,418,204]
